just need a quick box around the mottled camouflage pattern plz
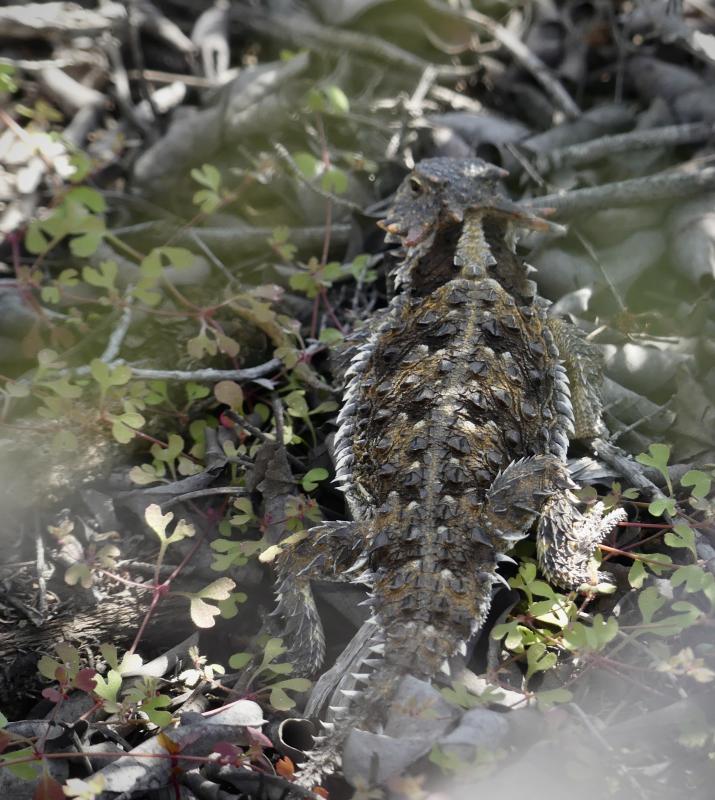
[274,159,625,789]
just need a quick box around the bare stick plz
[238,8,473,79]
[527,165,715,217]
[542,121,715,170]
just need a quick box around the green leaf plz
[162,247,194,269]
[99,644,143,675]
[214,380,243,411]
[525,643,556,681]
[189,596,222,628]
[536,688,573,709]
[141,694,172,727]
[321,167,348,194]
[648,497,676,517]
[145,504,173,540]
[186,382,210,402]
[197,577,236,601]
[193,189,221,213]
[219,592,247,618]
[68,151,92,182]
[43,378,83,398]
[274,677,311,692]
[190,163,221,192]
[1,747,40,780]
[82,260,117,290]
[289,272,319,297]
[132,281,162,306]
[90,359,132,390]
[292,151,319,179]
[491,620,526,651]
[269,686,296,711]
[41,285,60,303]
[0,64,18,93]
[681,470,712,500]
[638,586,666,624]
[645,552,673,574]
[302,467,328,492]
[230,497,255,526]
[92,669,122,705]
[70,220,105,256]
[68,186,106,213]
[323,85,350,114]
[672,565,711,593]
[164,518,195,546]
[628,558,647,589]
[265,662,293,675]
[262,638,286,666]
[151,434,184,464]
[319,327,344,344]
[305,87,325,112]
[25,221,49,254]
[530,598,570,628]
[635,444,672,493]
[664,523,697,557]
[269,678,312,711]
[229,652,253,669]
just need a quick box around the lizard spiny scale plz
[276,158,626,790]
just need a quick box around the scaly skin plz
[273,159,625,789]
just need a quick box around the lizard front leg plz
[269,521,368,676]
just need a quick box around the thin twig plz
[99,301,134,363]
[160,486,249,509]
[273,143,362,211]
[425,0,581,119]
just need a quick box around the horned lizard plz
[273,158,626,789]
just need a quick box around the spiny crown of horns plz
[378,158,508,243]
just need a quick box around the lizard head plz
[378,157,560,248]
[378,158,508,247]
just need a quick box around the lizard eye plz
[409,176,423,194]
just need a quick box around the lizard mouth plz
[378,218,434,247]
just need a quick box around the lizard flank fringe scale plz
[273,158,626,789]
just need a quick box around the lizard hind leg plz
[484,454,625,591]
[537,495,627,592]
[270,521,367,677]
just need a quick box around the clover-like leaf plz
[229,652,253,670]
[144,504,173,540]
[635,443,672,494]
[269,678,311,711]
[648,497,676,518]
[535,688,573,710]
[62,774,106,800]
[681,470,712,500]
[628,558,647,589]
[664,523,697,558]
[189,596,223,628]
[214,380,244,411]
[525,642,556,680]
[302,467,328,492]
[638,586,667,624]
[191,163,221,192]
[92,669,122,707]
